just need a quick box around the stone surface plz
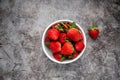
[0,0,120,80]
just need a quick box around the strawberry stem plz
[89,22,98,30]
[60,22,68,28]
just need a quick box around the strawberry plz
[88,25,99,40]
[79,31,84,41]
[61,42,74,55]
[75,41,85,52]
[53,53,65,61]
[59,33,67,44]
[49,41,61,53]
[47,28,60,40]
[67,28,83,42]
[53,53,61,61]
[73,52,79,59]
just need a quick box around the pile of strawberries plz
[45,22,85,61]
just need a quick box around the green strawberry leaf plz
[65,37,71,42]
[60,57,66,61]
[56,25,64,32]
[89,26,98,30]
[69,22,77,28]
[68,54,73,59]
[89,22,99,30]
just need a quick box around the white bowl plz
[42,20,86,64]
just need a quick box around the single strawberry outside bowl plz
[42,20,86,64]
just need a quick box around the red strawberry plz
[79,31,84,41]
[59,33,67,44]
[53,53,61,61]
[53,53,65,61]
[73,52,79,59]
[67,28,83,42]
[88,25,99,40]
[49,41,61,53]
[61,42,74,55]
[47,28,60,40]
[75,41,85,52]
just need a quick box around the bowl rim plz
[42,19,86,64]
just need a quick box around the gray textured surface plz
[0,0,120,80]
